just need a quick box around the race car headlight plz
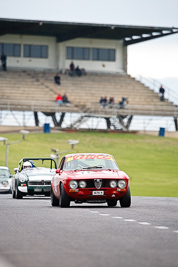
[109,180,117,188]
[69,180,78,189]
[2,181,8,185]
[79,180,87,188]
[118,180,127,189]
[19,175,27,183]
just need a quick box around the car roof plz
[65,153,114,158]
[0,166,10,170]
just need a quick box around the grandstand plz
[0,69,177,131]
[0,18,178,131]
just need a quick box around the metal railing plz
[134,75,178,106]
[0,100,178,117]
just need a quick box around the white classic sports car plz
[0,166,12,193]
[12,157,57,199]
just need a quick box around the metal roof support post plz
[58,112,65,127]
[174,117,178,131]
[126,115,133,129]
[105,117,111,129]
[23,111,26,127]
[34,111,39,126]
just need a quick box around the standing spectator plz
[70,61,75,76]
[62,93,70,106]
[1,52,7,71]
[159,85,165,101]
[55,93,63,106]
[54,73,61,85]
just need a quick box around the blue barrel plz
[159,127,165,137]
[43,123,50,133]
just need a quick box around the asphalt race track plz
[0,194,178,267]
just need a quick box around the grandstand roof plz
[0,18,178,46]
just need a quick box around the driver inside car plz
[23,161,32,169]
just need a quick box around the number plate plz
[34,188,42,192]
[92,191,104,196]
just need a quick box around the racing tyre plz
[51,188,59,206]
[59,183,70,207]
[119,187,131,208]
[107,200,117,207]
[15,186,23,199]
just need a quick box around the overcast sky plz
[1,0,178,90]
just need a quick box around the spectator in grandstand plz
[75,66,82,77]
[81,68,87,75]
[55,93,63,106]
[108,97,115,107]
[54,73,61,85]
[119,97,128,109]
[99,97,104,107]
[102,96,108,108]
[1,52,7,71]
[159,85,165,101]
[62,93,70,106]
[69,61,75,76]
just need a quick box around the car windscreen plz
[0,169,10,179]
[21,168,56,175]
[63,155,119,171]
[20,159,57,171]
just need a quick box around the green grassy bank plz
[0,131,178,197]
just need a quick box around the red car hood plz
[65,170,128,179]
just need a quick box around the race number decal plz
[66,155,114,162]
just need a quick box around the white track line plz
[138,222,151,225]
[89,210,176,234]
[154,226,169,230]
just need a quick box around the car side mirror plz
[14,168,19,174]
[56,169,61,174]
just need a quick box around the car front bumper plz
[18,185,51,194]
[67,187,127,201]
[0,185,11,192]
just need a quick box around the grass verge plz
[0,131,178,197]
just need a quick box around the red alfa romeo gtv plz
[51,153,131,207]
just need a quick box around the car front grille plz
[85,179,108,188]
[28,181,51,186]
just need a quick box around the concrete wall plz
[0,34,57,69]
[58,38,125,73]
[0,35,127,73]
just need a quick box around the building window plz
[0,43,21,57]
[23,45,48,58]
[66,47,90,60]
[92,48,115,61]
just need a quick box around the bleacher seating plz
[35,70,174,107]
[0,69,177,117]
